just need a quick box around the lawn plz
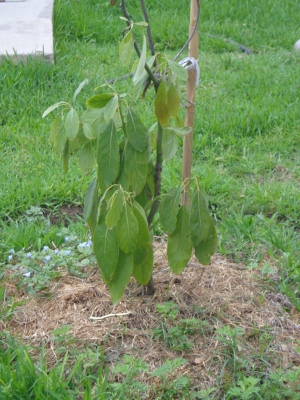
[1,0,300,398]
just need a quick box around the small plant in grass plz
[43,0,217,303]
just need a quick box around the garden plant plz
[43,0,217,303]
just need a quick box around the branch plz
[173,0,200,62]
[140,0,156,56]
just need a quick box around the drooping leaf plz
[97,120,120,192]
[132,55,156,101]
[167,83,181,118]
[50,115,60,144]
[104,95,119,123]
[62,139,70,174]
[126,108,148,152]
[73,79,89,103]
[164,126,192,136]
[65,108,79,140]
[132,203,153,285]
[133,34,147,85]
[93,213,119,283]
[86,93,114,109]
[124,142,148,194]
[167,59,188,81]
[42,101,68,118]
[84,177,98,234]
[108,250,133,304]
[80,108,106,138]
[120,30,134,66]
[51,116,67,155]
[162,130,178,161]
[190,188,218,265]
[160,186,182,234]
[78,141,95,175]
[167,206,192,274]
[155,80,169,127]
[116,202,139,253]
[82,123,95,140]
[106,188,124,229]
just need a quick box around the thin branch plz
[140,0,156,56]
[173,0,200,61]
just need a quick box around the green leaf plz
[160,186,182,234]
[167,83,181,118]
[162,130,178,161]
[124,142,148,194]
[167,206,192,274]
[133,34,147,84]
[108,250,133,304]
[155,80,169,127]
[42,101,68,118]
[50,115,60,144]
[104,95,119,123]
[132,203,153,285]
[120,30,134,66]
[65,108,79,140]
[190,188,218,265]
[164,126,192,136]
[62,139,70,174]
[82,123,95,140]
[52,117,67,155]
[84,177,98,234]
[126,108,148,152]
[116,203,139,253]
[73,79,89,103]
[93,213,119,283]
[106,189,124,229]
[78,141,95,175]
[97,121,120,192]
[167,59,188,81]
[86,93,115,109]
[80,108,106,138]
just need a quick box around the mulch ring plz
[2,244,300,395]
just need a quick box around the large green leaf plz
[124,142,148,194]
[97,121,120,192]
[132,203,153,285]
[116,203,139,253]
[108,250,133,304]
[80,109,106,138]
[120,30,134,66]
[190,188,218,265]
[126,108,148,152]
[167,59,188,81]
[51,116,67,156]
[155,80,169,127]
[133,34,147,84]
[42,101,68,118]
[93,213,119,283]
[66,108,79,142]
[167,206,192,274]
[167,83,180,118]
[162,130,178,161]
[104,95,119,123]
[106,188,124,229]
[160,186,182,234]
[78,141,95,175]
[86,93,114,109]
[84,177,98,234]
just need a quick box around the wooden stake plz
[182,0,199,207]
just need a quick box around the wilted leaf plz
[86,93,115,109]
[164,126,192,136]
[116,203,139,253]
[133,34,147,84]
[160,186,181,234]
[104,95,119,123]
[167,206,192,274]
[126,108,148,152]
[84,177,98,221]
[124,142,148,194]
[93,213,119,282]
[108,251,133,304]
[73,79,89,103]
[155,80,169,127]
[167,83,181,118]
[132,203,153,285]
[78,141,95,175]
[42,101,68,118]
[120,30,134,66]
[97,121,120,191]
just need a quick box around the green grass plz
[1,0,300,397]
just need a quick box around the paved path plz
[0,0,54,62]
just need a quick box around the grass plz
[1,0,300,397]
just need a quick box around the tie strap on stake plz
[179,57,200,87]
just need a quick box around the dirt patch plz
[2,246,300,394]
[43,204,83,226]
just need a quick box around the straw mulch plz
[1,243,300,394]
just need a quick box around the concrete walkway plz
[0,0,54,62]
